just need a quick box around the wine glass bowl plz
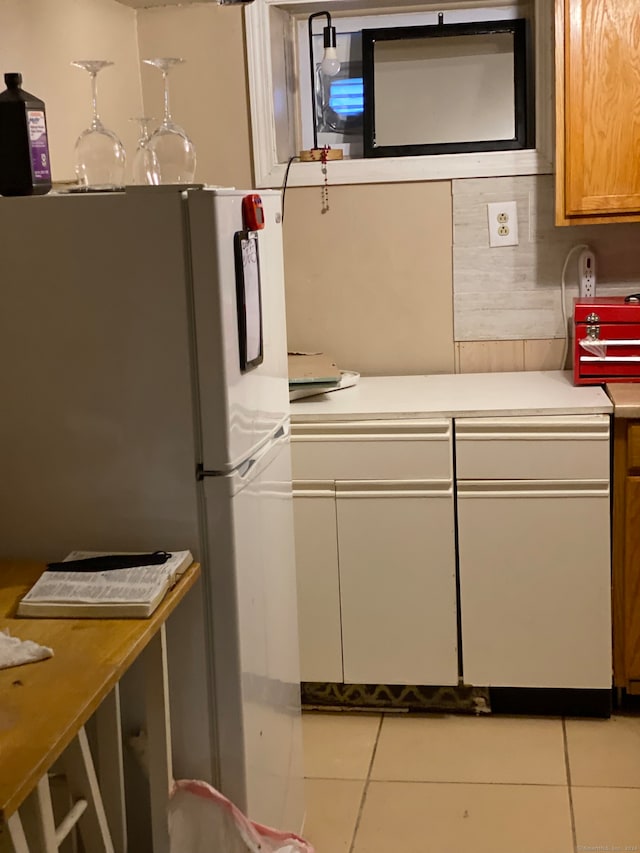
[71,60,126,190]
[130,117,160,186]
[71,59,113,76]
[142,58,196,184]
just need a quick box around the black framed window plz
[362,18,534,159]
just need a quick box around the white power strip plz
[578,248,597,298]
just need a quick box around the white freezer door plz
[188,189,290,472]
[201,427,304,832]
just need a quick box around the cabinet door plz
[558,0,640,222]
[337,481,458,686]
[458,482,612,689]
[292,482,343,682]
[623,477,640,687]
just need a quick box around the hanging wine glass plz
[130,117,160,185]
[142,58,196,184]
[71,60,126,190]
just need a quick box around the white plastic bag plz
[169,779,315,853]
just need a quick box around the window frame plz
[244,0,553,189]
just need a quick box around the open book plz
[17,550,193,618]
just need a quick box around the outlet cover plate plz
[487,201,519,247]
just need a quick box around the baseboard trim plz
[489,687,612,718]
[301,682,490,713]
[300,683,612,717]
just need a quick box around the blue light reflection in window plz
[329,77,364,118]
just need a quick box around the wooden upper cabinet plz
[556,0,640,224]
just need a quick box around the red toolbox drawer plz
[574,297,640,385]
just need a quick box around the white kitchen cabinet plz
[291,418,458,686]
[292,482,343,682]
[337,481,457,685]
[456,415,612,689]
[290,375,613,695]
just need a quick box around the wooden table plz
[0,560,200,853]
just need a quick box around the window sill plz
[256,148,553,189]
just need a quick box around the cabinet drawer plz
[291,420,452,481]
[455,415,610,480]
[628,423,640,471]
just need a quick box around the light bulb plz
[320,48,341,77]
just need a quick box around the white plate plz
[289,370,360,402]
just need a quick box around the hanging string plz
[282,149,333,219]
[320,146,330,214]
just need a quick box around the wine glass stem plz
[90,72,100,129]
[163,71,172,123]
[139,121,151,145]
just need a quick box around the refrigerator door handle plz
[237,456,257,479]
[198,424,288,480]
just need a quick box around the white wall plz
[136,3,253,190]
[0,0,143,182]
[283,181,455,376]
[4,0,639,379]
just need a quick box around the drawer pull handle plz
[580,338,640,360]
[581,355,640,363]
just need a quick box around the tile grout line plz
[312,777,576,787]
[562,717,578,853]
[347,713,384,853]
[305,772,640,789]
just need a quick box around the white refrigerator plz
[0,186,304,838]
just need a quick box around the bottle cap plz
[4,73,23,88]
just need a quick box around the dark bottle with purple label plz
[0,73,52,196]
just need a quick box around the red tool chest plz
[574,296,640,385]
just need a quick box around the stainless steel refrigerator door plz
[187,189,290,473]
[200,426,304,832]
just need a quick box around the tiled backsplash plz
[455,338,566,374]
[284,174,639,377]
[453,175,640,346]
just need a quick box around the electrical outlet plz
[578,248,597,298]
[487,201,519,248]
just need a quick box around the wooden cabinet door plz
[292,482,343,682]
[336,482,458,686]
[558,0,640,222]
[623,477,640,686]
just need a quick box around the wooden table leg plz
[95,685,127,853]
[141,624,172,853]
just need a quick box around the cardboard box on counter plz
[287,352,341,385]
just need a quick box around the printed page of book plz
[20,551,192,606]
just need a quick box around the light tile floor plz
[301,710,640,853]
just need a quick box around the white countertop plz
[290,371,613,422]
